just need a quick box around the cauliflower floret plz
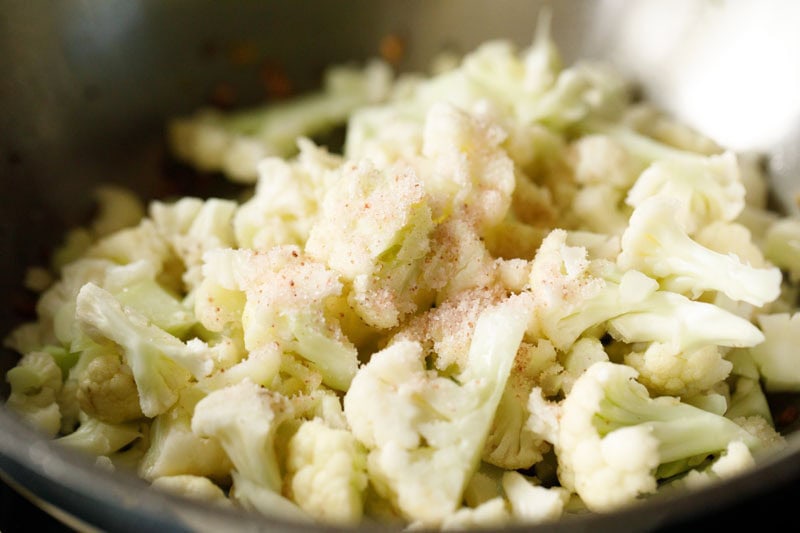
[664,440,755,491]
[30,258,194,351]
[732,415,786,451]
[46,185,145,272]
[285,418,368,525]
[748,312,800,392]
[139,386,232,483]
[420,219,498,304]
[725,348,773,423]
[623,344,732,398]
[55,412,143,456]
[763,216,800,283]
[85,219,182,290]
[150,197,237,290]
[75,283,230,417]
[5,351,64,436]
[191,380,308,521]
[527,229,610,350]
[526,386,561,448]
[346,20,628,169]
[556,361,762,512]
[570,183,631,236]
[694,221,770,269]
[169,59,393,183]
[392,287,504,372]
[419,102,515,232]
[482,340,561,470]
[558,337,609,396]
[583,123,743,234]
[439,497,511,531]
[305,157,434,329]
[343,294,532,526]
[621,103,722,156]
[201,246,358,391]
[528,229,753,353]
[233,138,343,251]
[501,471,570,525]
[566,132,645,237]
[568,134,643,189]
[21,258,132,349]
[626,151,744,234]
[199,341,281,392]
[617,196,782,306]
[606,289,765,352]
[76,353,143,424]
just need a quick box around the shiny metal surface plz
[1,1,799,531]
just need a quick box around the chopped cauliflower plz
[286,418,368,525]
[305,157,434,329]
[4,16,798,531]
[502,471,570,524]
[343,294,532,527]
[5,351,64,437]
[749,312,800,392]
[556,361,768,512]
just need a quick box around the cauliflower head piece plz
[200,246,358,391]
[557,361,763,512]
[286,418,368,525]
[343,293,532,526]
[305,157,434,329]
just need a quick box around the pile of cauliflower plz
[6,19,800,530]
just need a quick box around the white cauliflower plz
[419,102,515,232]
[200,246,358,391]
[4,351,64,437]
[558,337,609,396]
[5,19,800,532]
[585,123,744,234]
[55,413,143,457]
[748,312,800,392]
[150,196,238,290]
[286,418,368,525]
[343,294,532,526]
[138,386,232,483]
[191,380,308,521]
[304,155,434,329]
[501,471,570,525]
[76,353,143,424]
[169,59,393,183]
[663,440,755,491]
[556,361,762,512]
[617,196,782,306]
[75,283,230,417]
[763,216,800,283]
[725,348,773,423]
[85,220,181,289]
[439,498,510,531]
[623,344,732,398]
[482,340,561,470]
[233,138,342,251]
[528,229,757,353]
